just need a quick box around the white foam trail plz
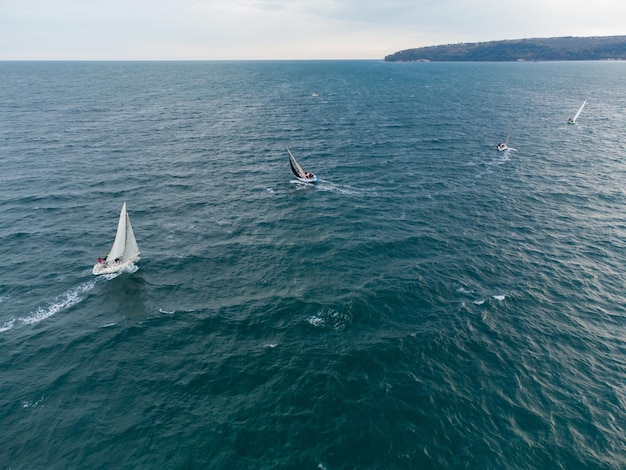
[0,319,16,332]
[290,179,315,188]
[316,181,363,196]
[19,280,96,326]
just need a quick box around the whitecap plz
[457,287,475,295]
[264,343,278,348]
[307,315,325,327]
[492,294,506,301]
[159,308,175,315]
[307,308,351,331]
[22,395,45,409]
[473,299,486,305]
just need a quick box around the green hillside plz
[385,36,626,62]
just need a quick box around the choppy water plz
[1,60,626,469]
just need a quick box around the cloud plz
[0,0,624,59]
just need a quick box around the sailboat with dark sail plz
[287,148,318,183]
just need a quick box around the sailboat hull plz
[93,255,140,275]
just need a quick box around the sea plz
[1,60,625,469]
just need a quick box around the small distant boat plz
[93,202,140,275]
[497,126,513,152]
[287,147,318,183]
[567,100,586,124]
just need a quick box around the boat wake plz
[315,180,366,196]
[1,279,97,333]
[290,179,317,188]
[475,148,517,180]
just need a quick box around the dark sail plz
[289,155,303,178]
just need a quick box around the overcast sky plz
[1,0,624,60]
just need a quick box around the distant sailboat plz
[568,100,586,124]
[287,147,318,183]
[497,126,514,152]
[93,202,140,275]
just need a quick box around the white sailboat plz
[93,202,140,275]
[497,127,513,152]
[287,147,318,183]
[568,100,586,124]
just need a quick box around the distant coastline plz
[384,35,626,62]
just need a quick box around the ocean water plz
[1,60,626,469]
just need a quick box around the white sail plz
[93,202,140,275]
[124,211,140,261]
[572,100,586,123]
